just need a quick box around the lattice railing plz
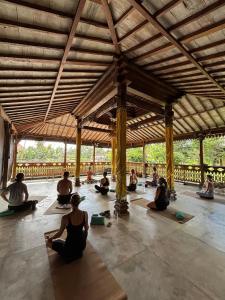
[16,161,225,183]
[16,162,111,179]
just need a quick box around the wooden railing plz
[16,161,225,183]
[127,162,225,184]
[16,162,111,179]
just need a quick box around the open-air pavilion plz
[0,0,225,299]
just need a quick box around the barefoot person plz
[47,193,89,263]
[147,177,169,211]
[145,166,158,187]
[196,175,214,199]
[127,169,138,192]
[1,173,37,211]
[57,171,72,205]
[86,167,95,184]
[95,171,109,195]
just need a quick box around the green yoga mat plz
[0,210,15,217]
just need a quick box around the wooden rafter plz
[130,1,225,98]
[101,0,120,54]
[43,1,86,121]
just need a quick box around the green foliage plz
[17,137,225,166]
[17,141,111,163]
[126,147,143,162]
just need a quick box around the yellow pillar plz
[2,121,10,188]
[92,143,96,174]
[199,134,205,187]
[143,143,147,178]
[64,140,67,171]
[114,70,129,215]
[12,137,18,180]
[165,104,176,200]
[111,131,116,181]
[75,118,81,187]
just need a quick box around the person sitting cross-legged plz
[127,169,138,192]
[147,177,169,211]
[95,171,109,195]
[145,166,159,187]
[196,175,214,199]
[57,171,73,205]
[1,173,37,212]
[86,167,95,184]
[47,193,89,263]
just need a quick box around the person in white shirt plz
[1,173,37,211]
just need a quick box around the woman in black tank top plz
[147,177,169,211]
[47,193,89,263]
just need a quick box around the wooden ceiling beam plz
[127,96,165,115]
[82,126,111,133]
[170,0,225,31]
[128,0,225,97]
[101,0,120,54]
[65,60,110,67]
[73,63,116,115]
[128,2,225,59]
[152,61,191,72]
[124,33,163,55]
[114,7,135,28]
[0,18,68,36]
[1,38,114,57]
[153,0,183,18]
[119,20,148,44]
[75,33,113,45]
[190,38,225,54]
[164,73,204,81]
[119,0,184,44]
[156,67,197,76]
[4,0,108,29]
[129,115,164,129]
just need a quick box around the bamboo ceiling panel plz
[0,0,225,146]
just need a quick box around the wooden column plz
[114,64,129,216]
[199,134,205,187]
[64,140,67,171]
[165,104,176,200]
[12,137,18,180]
[143,143,147,178]
[92,143,96,174]
[2,121,10,188]
[111,132,116,181]
[75,117,81,187]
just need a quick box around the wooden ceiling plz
[0,0,225,146]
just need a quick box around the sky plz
[19,140,73,149]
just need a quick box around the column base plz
[75,177,81,187]
[168,189,177,201]
[114,199,129,216]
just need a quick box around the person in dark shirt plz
[147,177,169,211]
[95,171,110,195]
[47,193,88,263]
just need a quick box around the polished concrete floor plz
[0,177,225,300]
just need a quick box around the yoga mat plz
[44,196,86,215]
[131,198,194,224]
[127,190,146,195]
[44,201,72,215]
[44,231,127,300]
[29,195,47,202]
[182,191,225,205]
[0,210,15,217]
